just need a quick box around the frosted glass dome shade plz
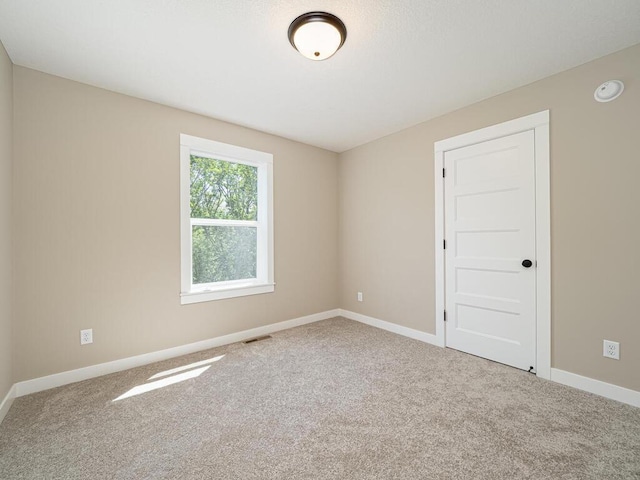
[288,12,346,61]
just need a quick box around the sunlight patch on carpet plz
[148,355,225,381]
[113,365,211,402]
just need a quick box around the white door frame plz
[434,110,551,380]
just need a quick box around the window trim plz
[180,134,274,304]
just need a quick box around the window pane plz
[192,225,257,284]
[190,156,258,221]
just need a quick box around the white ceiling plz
[1,1,639,152]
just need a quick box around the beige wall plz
[8,43,640,394]
[339,43,640,392]
[0,41,13,398]
[12,67,339,382]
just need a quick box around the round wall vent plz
[594,80,624,103]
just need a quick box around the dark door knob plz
[522,259,533,268]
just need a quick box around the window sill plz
[180,283,275,305]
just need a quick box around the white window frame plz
[180,134,274,304]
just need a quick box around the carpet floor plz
[1,317,639,479]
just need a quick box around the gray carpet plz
[1,318,639,479]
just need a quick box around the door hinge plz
[442,168,446,178]
[443,239,446,249]
[444,310,447,322]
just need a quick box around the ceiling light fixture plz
[288,12,347,61]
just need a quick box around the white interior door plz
[444,130,536,371]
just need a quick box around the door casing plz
[434,110,551,379]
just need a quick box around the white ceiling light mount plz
[594,80,625,102]
[288,12,347,61]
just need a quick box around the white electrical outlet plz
[80,329,93,345]
[603,340,619,360]
[357,291,363,302]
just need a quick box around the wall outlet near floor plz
[603,340,619,360]
[80,329,93,345]
[357,291,363,302]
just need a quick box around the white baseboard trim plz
[337,310,639,408]
[339,309,442,347]
[9,309,639,413]
[550,368,640,408]
[0,384,16,424]
[14,309,340,398]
